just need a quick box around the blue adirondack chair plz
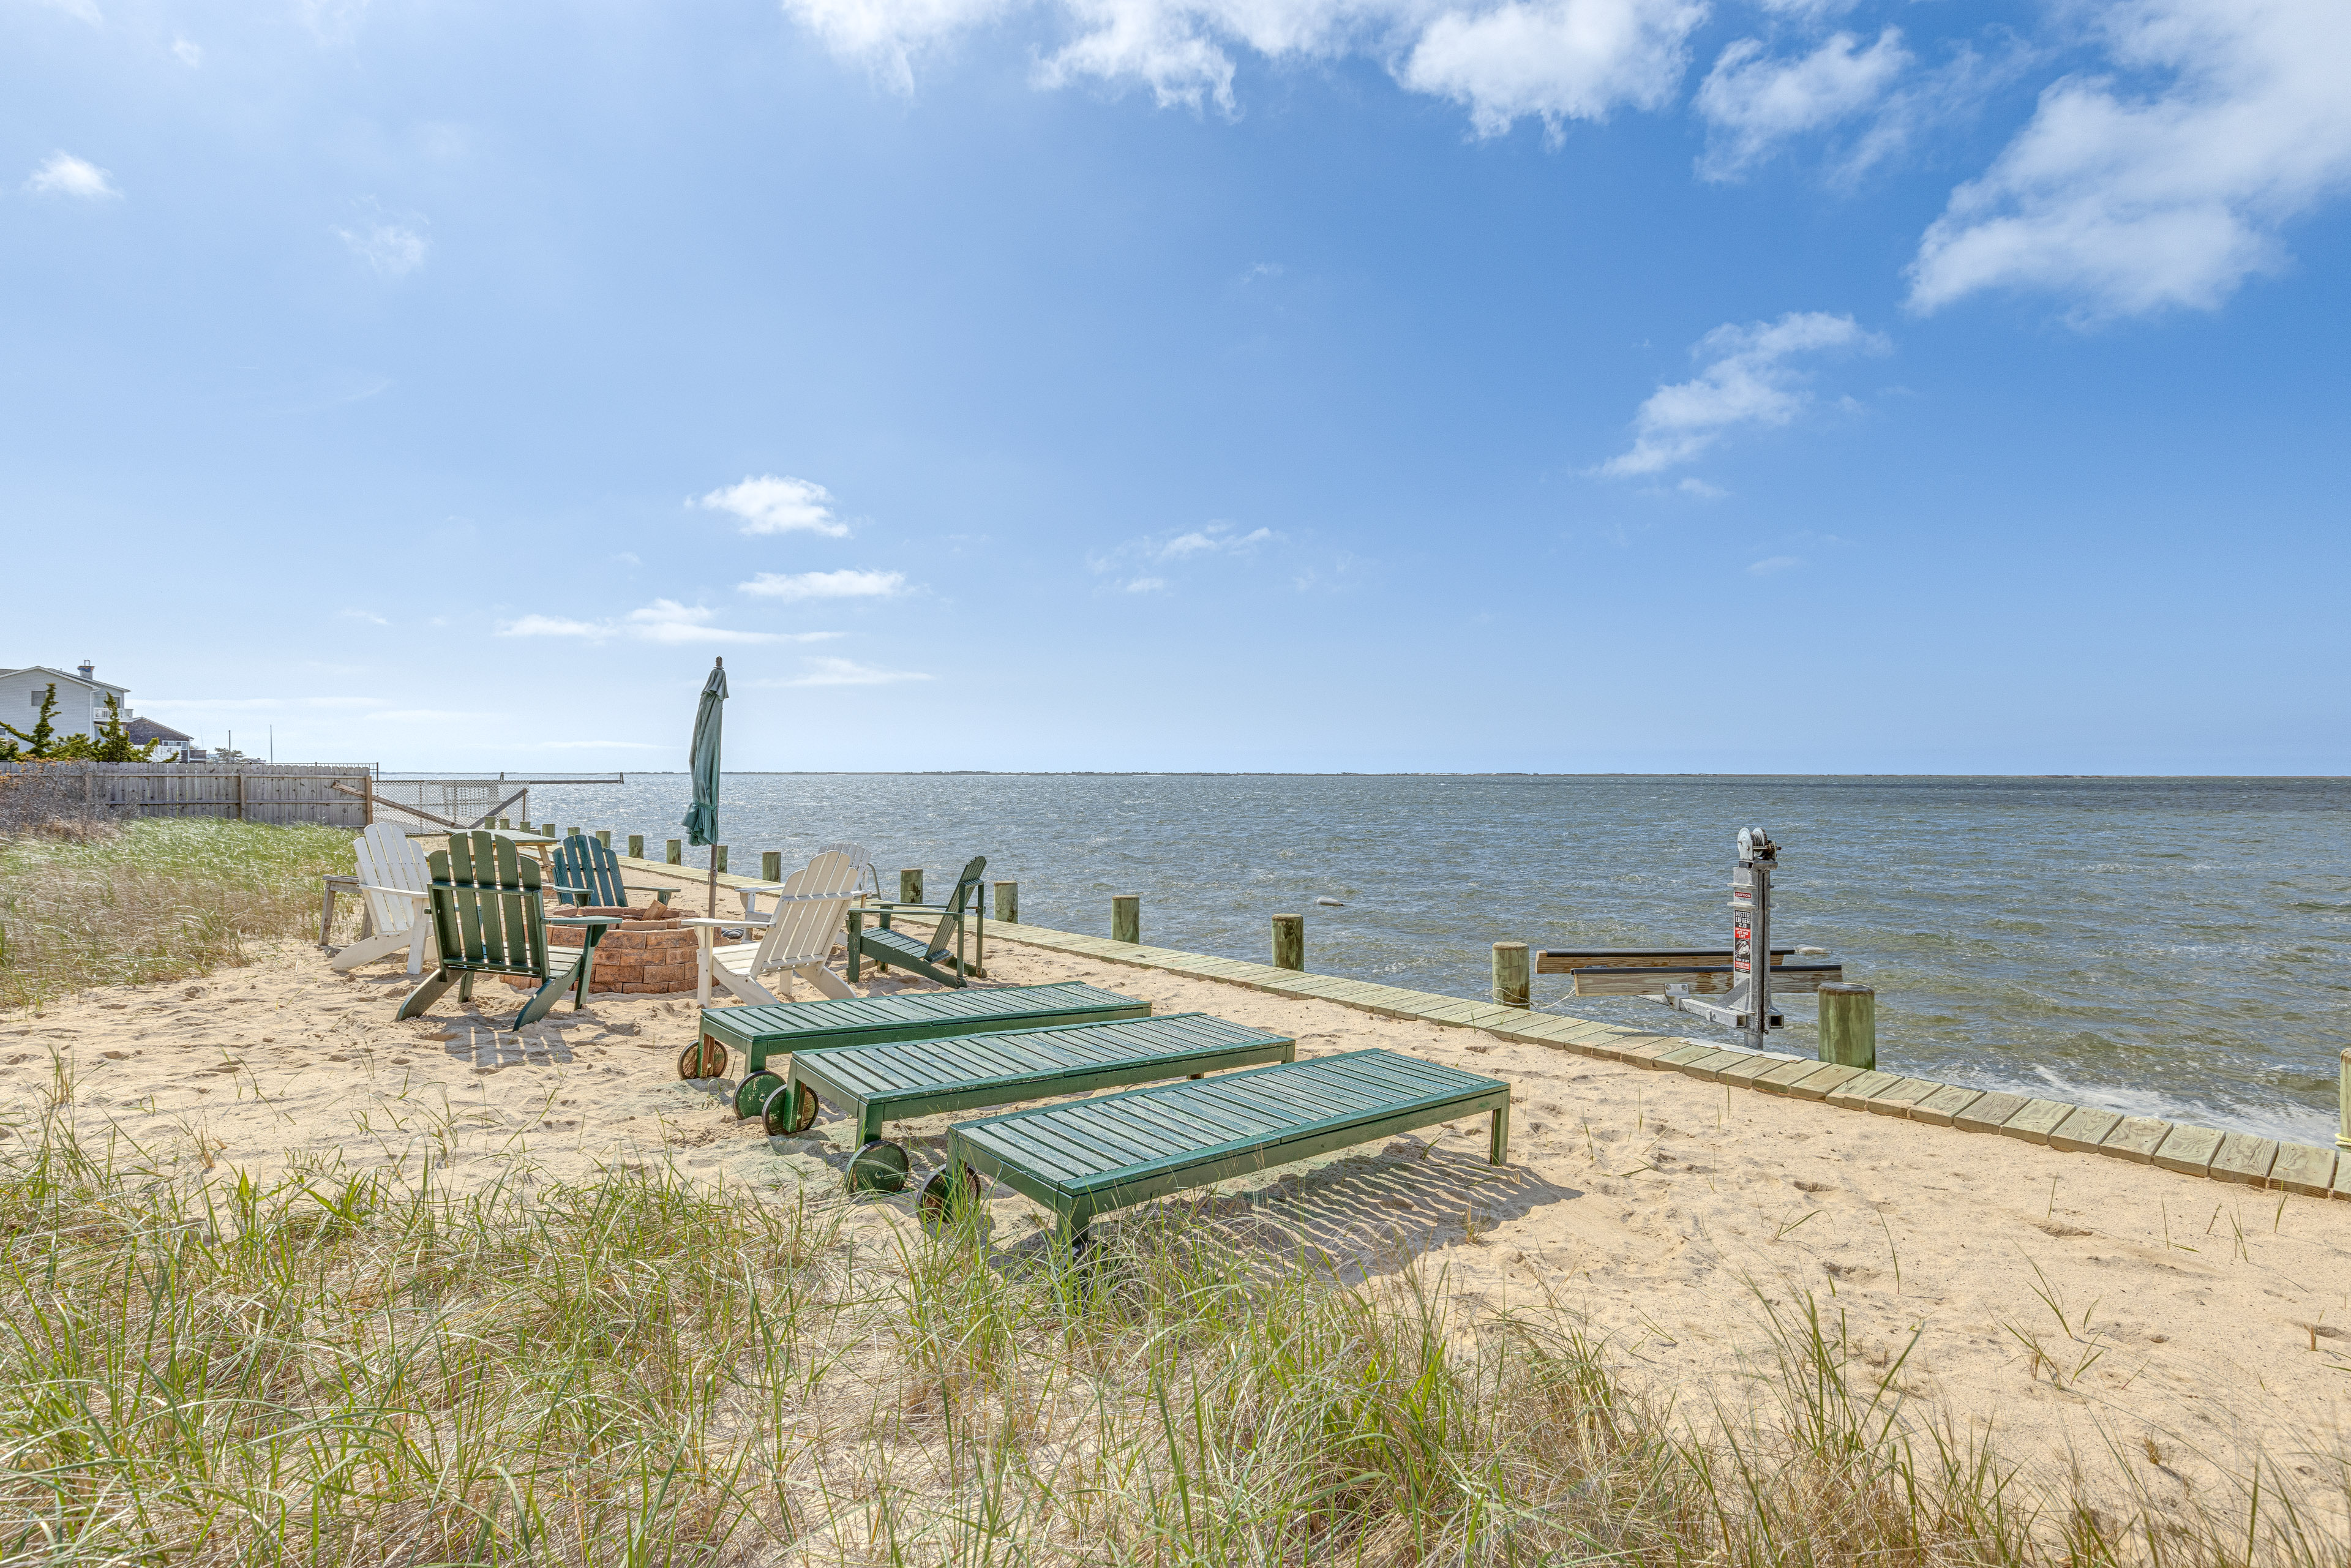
[548,833,676,909]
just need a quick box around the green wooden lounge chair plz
[705,981,1152,1117]
[394,831,624,1029]
[768,1013,1296,1193]
[924,1049,1512,1251]
[548,833,675,909]
[846,855,986,989]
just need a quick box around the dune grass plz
[2,1105,2341,1566]
[0,818,358,1013]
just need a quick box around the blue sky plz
[6,0,2346,773]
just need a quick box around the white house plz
[1,662,133,743]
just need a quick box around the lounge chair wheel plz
[678,1034,729,1080]
[764,1082,820,1138]
[735,1070,783,1120]
[846,1138,910,1195]
[918,1168,982,1229]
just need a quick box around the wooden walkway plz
[964,916,2350,1202]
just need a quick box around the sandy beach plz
[7,889,2348,1521]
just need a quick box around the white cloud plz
[1678,476,1727,498]
[1908,0,2351,318]
[782,0,1706,135]
[340,608,391,625]
[495,601,825,645]
[172,36,204,66]
[783,0,1017,95]
[499,613,607,639]
[1695,28,1909,180]
[738,568,907,599]
[697,475,850,536]
[336,208,429,276]
[1158,524,1271,560]
[1401,0,1708,139]
[767,657,934,686]
[25,152,119,200]
[1091,520,1278,591]
[1748,554,1801,574]
[1601,310,1888,476]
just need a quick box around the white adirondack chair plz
[690,850,863,1006]
[736,840,873,923]
[329,823,439,974]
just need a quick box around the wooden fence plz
[0,763,375,827]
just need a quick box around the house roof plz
[127,718,193,745]
[0,666,130,698]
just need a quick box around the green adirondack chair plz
[395,831,623,1028]
[548,833,675,909]
[846,855,986,989]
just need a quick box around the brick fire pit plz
[503,902,703,995]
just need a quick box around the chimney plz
[77,661,94,680]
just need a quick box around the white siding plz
[0,669,129,741]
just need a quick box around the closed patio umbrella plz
[683,656,727,917]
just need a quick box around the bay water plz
[524,773,2351,1146]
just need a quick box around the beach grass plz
[2,1108,2339,1566]
[0,818,357,1013]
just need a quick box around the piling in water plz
[666,839,682,866]
[628,834,643,858]
[762,850,782,882]
[1272,913,1304,971]
[901,869,924,904]
[994,881,1019,926]
[1492,942,1529,1008]
[1112,895,1139,944]
[1819,983,1877,1070]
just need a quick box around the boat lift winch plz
[1534,827,1842,1054]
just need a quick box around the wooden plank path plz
[784,1013,1295,1146]
[954,915,2348,1204]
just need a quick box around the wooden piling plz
[596,830,611,849]
[714,846,728,874]
[628,834,643,858]
[1492,942,1529,1008]
[1819,983,1877,1070]
[565,826,579,841]
[900,869,924,905]
[1112,895,1140,944]
[1272,913,1304,971]
[666,839,682,865]
[2339,1048,2350,1150]
[498,818,511,830]
[994,881,1019,926]
[762,850,782,883]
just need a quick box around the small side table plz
[320,876,366,946]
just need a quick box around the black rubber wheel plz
[845,1138,912,1195]
[763,1082,820,1138]
[734,1070,782,1121]
[918,1168,983,1229]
